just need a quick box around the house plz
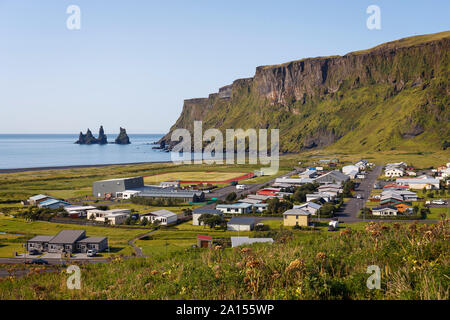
[283,208,311,227]
[380,195,404,206]
[371,206,398,216]
[27,230,107,254]
[273,177,314,187]
[38,199,71,209]
[63,205,97,218]
[306,192,334,202]
[238,198,262,205]
[342,165,359,176]
[385,168,405,177]
[381,190,418,202]
[395,203,413,214]
[407,171,417,177]
[246,194,271,202]
[216,203,253,214]
[227,217,256,231]
[28,194,52,206]
[192,208,224,226]
[253,203,268,213]
[197,235,213,248]
[395,178,440,190]
[87,209,132,225]
[355,160,369,170]
[313,170,349,185]
[293,202,322,215]
[140,209,178,225]
[231,237,273,248]
[92,176,144,197]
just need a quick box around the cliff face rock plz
[76,126,108,145]
[160,31,450,152]
[115,127,131,144]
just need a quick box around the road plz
[336,165,382,222]
[128,230,158,257]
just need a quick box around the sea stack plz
[75,126,108,144]
[115,127,131,144]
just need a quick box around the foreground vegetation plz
[0,220,448,300]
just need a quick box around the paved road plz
[128,230,157,257]
[336,165,382,222]
[0,257,109,265]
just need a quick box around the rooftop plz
[49,230,85,244]
[227,217,257,225]
[217,203,253,209]
[283,208,311,216]
[77,236,107,243]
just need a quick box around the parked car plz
[236,184,247,190]
[28,249,40,255]
[431,200,447,205]
[25,259,48,265]
[86,249,97,257]
[356,194,362,199]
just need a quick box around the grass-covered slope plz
[161,31,450,153]
[1,221,448,300]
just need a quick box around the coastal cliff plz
[160,31,450,153]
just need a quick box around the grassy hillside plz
[162,31,450,153]
[0,220,448,299]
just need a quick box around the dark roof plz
[28,235,54,243]
[193,208,223,215]
[77,236,107,243]
[228,217,256,225]
[49,230,85,244]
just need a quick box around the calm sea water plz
[0,134,172,169]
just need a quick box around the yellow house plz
[283,208,311,227]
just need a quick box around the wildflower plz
[285,258,305,273]
[316,252,327,261]
[214,245,223,251]
[150,270,159,275]
[240,248,252,254]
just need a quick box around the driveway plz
[41,253,62,259]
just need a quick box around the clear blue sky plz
[1,0,449,134]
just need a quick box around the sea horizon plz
[0,133,171,170]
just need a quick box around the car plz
[28,249,40,255]
[431,200,446,205]
[236,184,247,190]
[86,249,97,257]
[356,194,362,199]
[25,259,48,265]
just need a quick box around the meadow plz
[0,219,447,300]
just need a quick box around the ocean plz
[0,134,171,169]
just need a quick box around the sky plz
[0,0,449,134]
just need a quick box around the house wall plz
[283,215,310,227]
[27,241,48,252]
[227,223,253,231]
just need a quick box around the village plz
[2,158,448,264]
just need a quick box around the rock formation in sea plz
[75,126,108,144]
[115,127,131,144]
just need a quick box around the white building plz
[140,209,178,225]
[385,168,405,177]
[216,203,253,214]
[191,209,224,226]
[371,206,398,216]
[87,209,132,225]
[395,178,440,190]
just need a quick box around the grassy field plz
[143,171,248,183]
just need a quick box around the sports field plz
[143,171,250,184]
